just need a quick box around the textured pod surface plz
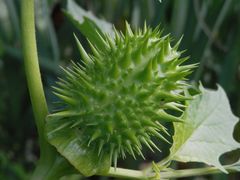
[46,23,196,176]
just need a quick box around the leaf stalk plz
[21,0,56,178]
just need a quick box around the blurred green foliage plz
[0,0,239,179]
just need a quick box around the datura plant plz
[21,0,240,179]
[46,23,197,176]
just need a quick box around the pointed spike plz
[143,21,147,33]
[60,66,75,80]
[135,145,145,159]
[140,60,153,82]
[49,110,85,118]
[155,122,170,136]
[95,30,110,50]
[90,56,104,71]
[158,91,192,101]
[152,57,158,71]
[72,65,90,81]
[142,37,149,54]
[106,34,115,50]
[117,136,122,151]
[121,44,131,68]
[163,102,184,112]
[177,81,192,88]
[157,45,165,63]
[126,141,136,159]
[125,130,141,147]
[117,111,128,127]
[173,102,186,108]
[48,121,72,135]
[52,86,68,96]
[70,119,83,128]
[125,21,134,37]
[66,66,81,78]
[157,110,183,122]
[120,31,125,40]
[87,39,101,57]
[71,60,88,72]
[145,121,168,137]
[141,118,157,128]
[98,140,104,156]
[53,92,77,105]
[173,35,183,51]
[162,57,176,70]
[56,81,69,89]
[74,34,92,64]
[166,70,191,81]
[137,28,142,36]
[77,76,95,92]
[163,35,171,55]
[153,24,161,35]
[178,63,199,71]
[86,122,98,126]
[113,151,118,170]
[88,130,101,146]
[76,62,86,71]
[113,26,121,44]
[132,49,142,65]
[141,137,154,152]
[146,139,161,152]
[70,59,77,66]
[148,127,170,144]
[56,79,70,89]
[173,57,189,66]
[157,133,171,144]
[110,143,115,164]
[120,146,126,159]
[153,120,169,135]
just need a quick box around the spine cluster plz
[49,23,196,167]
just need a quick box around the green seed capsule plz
[47,22,196,170]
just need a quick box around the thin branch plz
[106,163,239,179]
[194,0,232,81]
[193,0,227,51]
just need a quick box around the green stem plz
[21,0,56,178]
[106,164,239,179]
[107,167,148,179]
[160,165,238,179]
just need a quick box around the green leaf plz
[169,85,240,173]
[65,0,114,50]
[45,115,111,177]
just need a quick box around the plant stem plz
[106,164,239,179]
[107,167,148,179]
[160,165,238,179]
[21,0,56,178]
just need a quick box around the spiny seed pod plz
[46,22,196,175]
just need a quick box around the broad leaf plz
[65,0,114,50]
[170,85,240,173]
[46,115,111,176]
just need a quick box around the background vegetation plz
[0,0,239,179]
